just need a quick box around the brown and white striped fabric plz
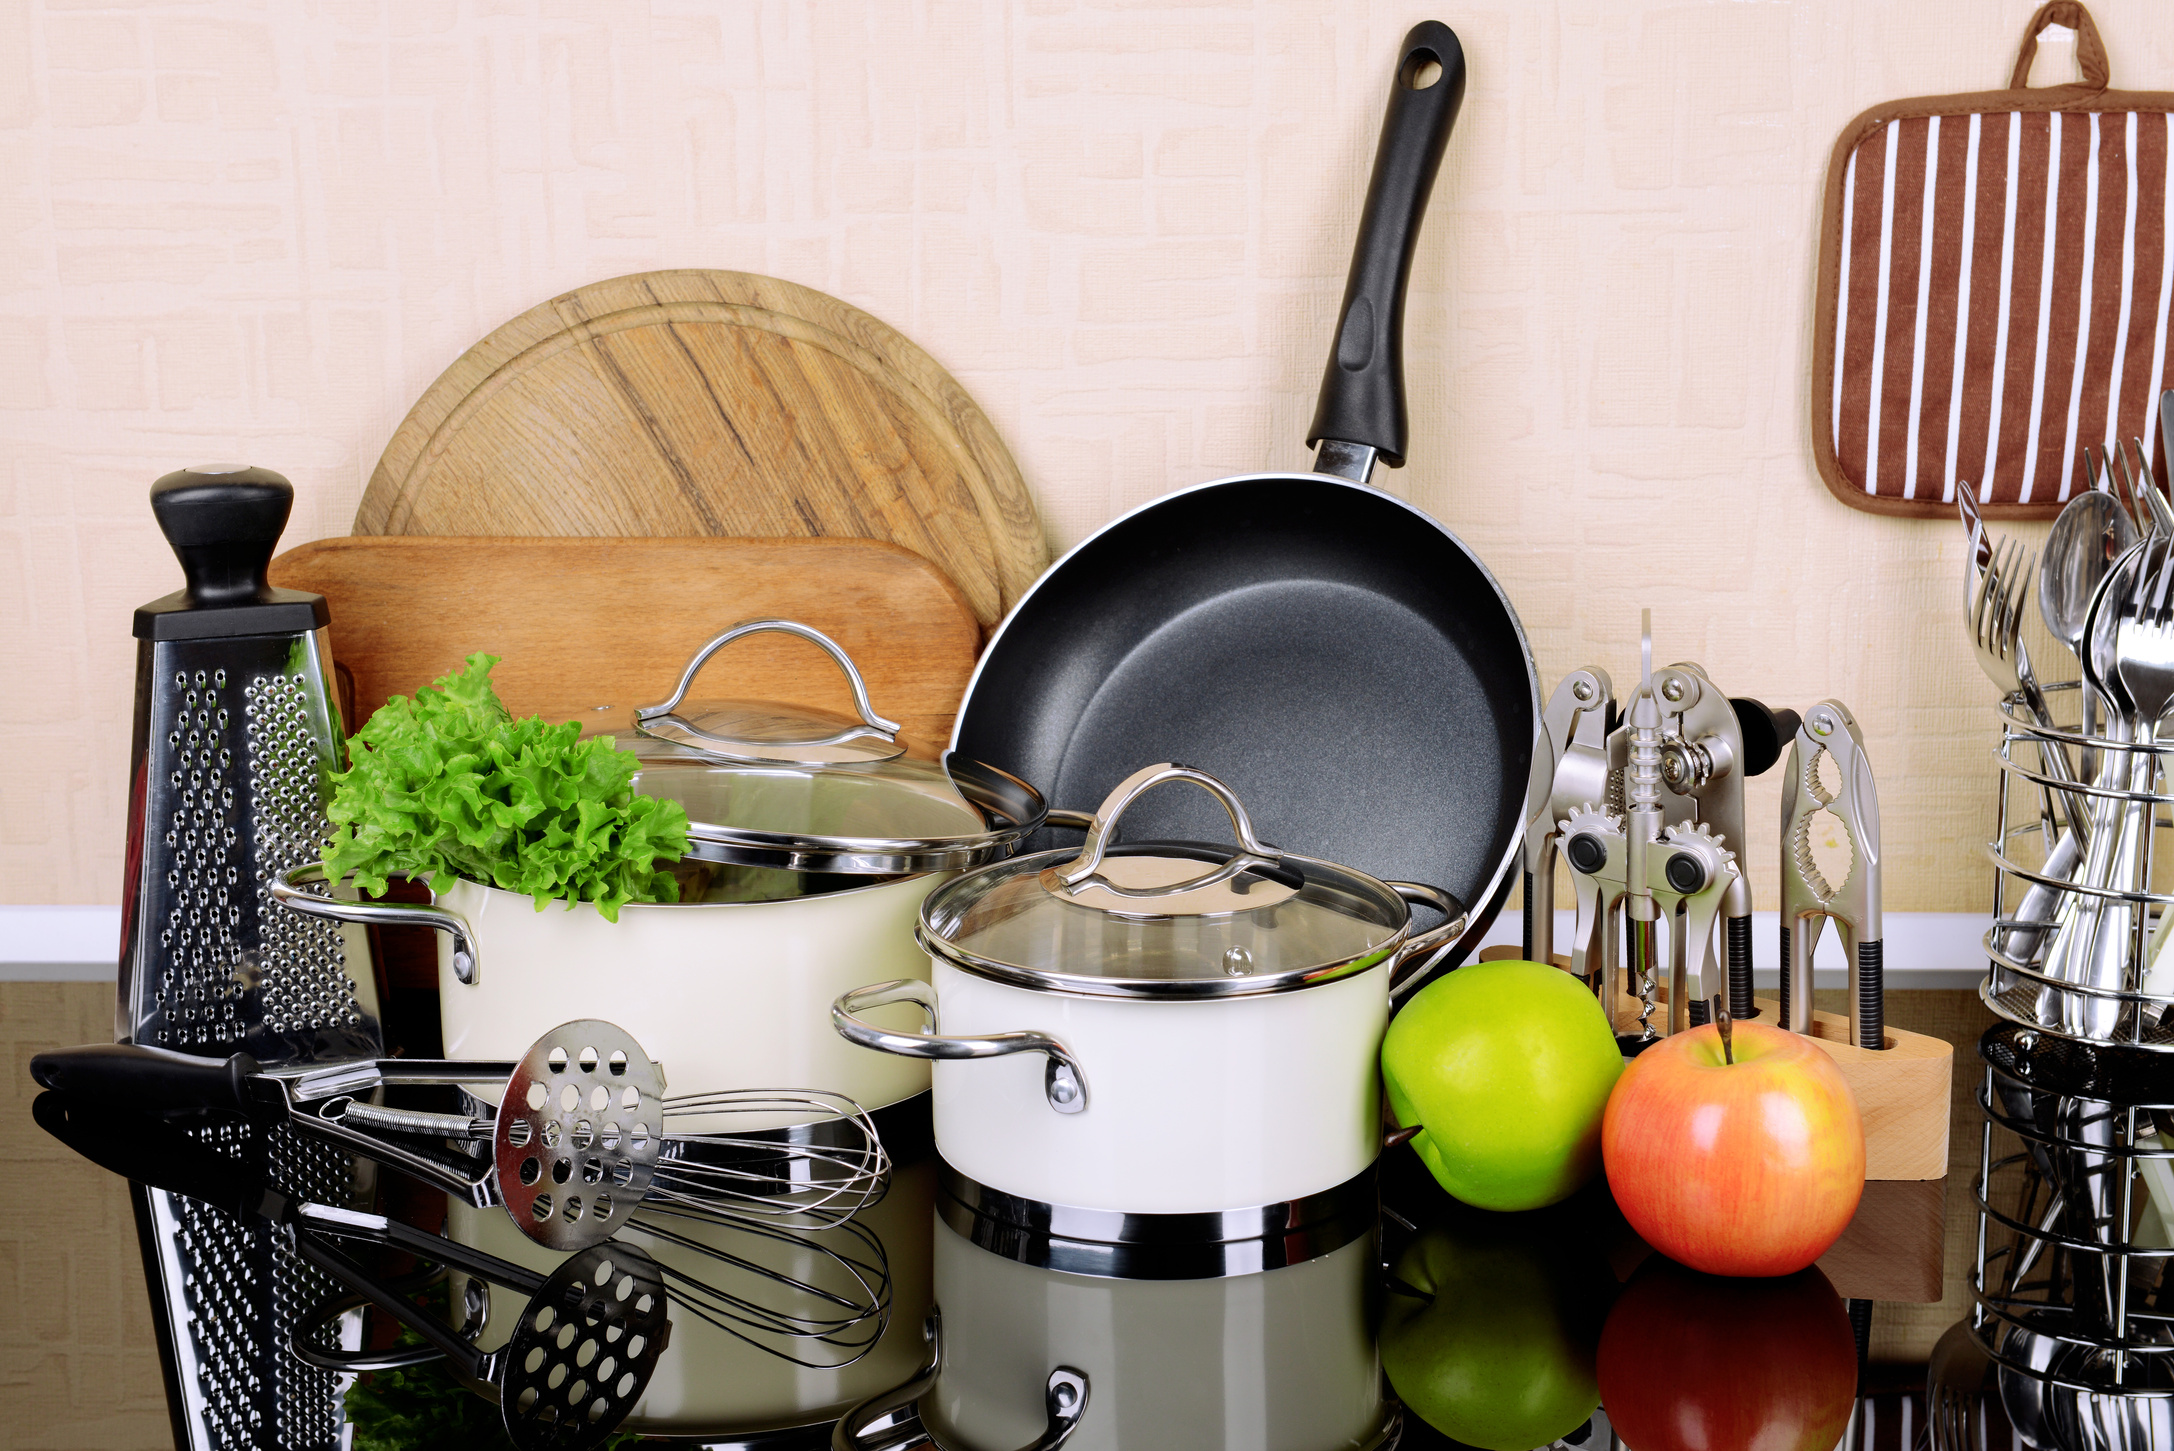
[1810,3,2174,517]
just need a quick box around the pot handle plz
[1048,763,1282,904]
[271,864,480,986]
[832,1309,1089,1451]
[637,619,900,755]
[831,980,1088,1115]
[1385,881,1469,994]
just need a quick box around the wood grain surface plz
[267,536,982,747]
[352,270,1047,632]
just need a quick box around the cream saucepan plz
[832,764,1466,1234]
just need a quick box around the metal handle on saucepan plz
[831,979,1088,1115]
[271,863,479,985]
[1385,880,1469,998]
[637,619,900,754]
[1050,763,1283,902]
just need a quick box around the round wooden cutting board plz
[354,270,1047,630]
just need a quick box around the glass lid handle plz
[1051,763,1284,902]
[636,619,902,749]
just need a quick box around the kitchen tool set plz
[1523,615,1880,1050]
[33,14,1973,1448]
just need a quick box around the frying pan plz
[952,21,1536,994]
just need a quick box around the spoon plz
[2044,460,2140,760]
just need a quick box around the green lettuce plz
[322,654,688,920]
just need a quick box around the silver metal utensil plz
[1779,701,1883,1048]
[2115,438,2174,540]
[2046,457,2141,781]
[1963,490,2090,848]
[1521,668,1613,964]
[34,1020,891,1243]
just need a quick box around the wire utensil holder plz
[1970,1031,2174,1451]
[1985,685,2174,1050]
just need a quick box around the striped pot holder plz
[1812,2,2174,517]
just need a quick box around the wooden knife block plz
[1474,947,1953,1181]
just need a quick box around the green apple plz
[1379,1212,1610,1450]
[1383,958,1622,1211]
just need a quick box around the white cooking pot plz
[834,1218,1394,1451]
[276,620,1046,1112]
[833,764,1465,1226]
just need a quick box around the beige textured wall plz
[7,0,2171,913]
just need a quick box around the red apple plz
[1597,1257,1858,1451]
[1601,1021,1864,1277]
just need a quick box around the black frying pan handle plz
[1306,21,1466,472]
[33,1091,285,1224]
[31,1042,275,1120]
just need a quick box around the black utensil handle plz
[30,1042,275,1120]
[1726,913,1756,1019]
[1522,870,1537,958]
[1858,939,1885,1050]
[1777,921,1792,1031]
[1305,20,1465,469]
[33,1091,283,1223]
[148,464,292,606]
[1731,699,1802,779]
[289,1232,488,1378]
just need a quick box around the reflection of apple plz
[1378,1209,1613,1451]
[1383,959,1623,1211]
[1598,1257,1858,1451]
[1602,1021,1864,1276]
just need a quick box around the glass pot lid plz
[918,764,1466,998]
[580,620,1045,875]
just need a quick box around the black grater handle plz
[149,465,293,607]
[31,1042,281,1122]
[33,1091,288,1225]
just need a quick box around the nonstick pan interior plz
[953,474,1537,965]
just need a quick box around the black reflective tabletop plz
[60,1101,1961,1451]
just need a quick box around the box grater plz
[117,465,383,1451]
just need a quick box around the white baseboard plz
[1,906,122,980]
[1472,910,1989,991]
[0,903,1996,990]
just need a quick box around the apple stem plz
[1711,992,1734,1064]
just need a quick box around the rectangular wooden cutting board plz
[267,536,982,749]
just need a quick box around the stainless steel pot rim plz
[436,865,928,910]
[918,844,1459,1000]
[669,752,1049,876]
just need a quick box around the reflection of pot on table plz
[446,1156,938,1441]
[835,1218,1393,1451]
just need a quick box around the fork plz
[2071,534,2174,1041]
[2113,435,2174,538]
[1961,492,2089,848]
